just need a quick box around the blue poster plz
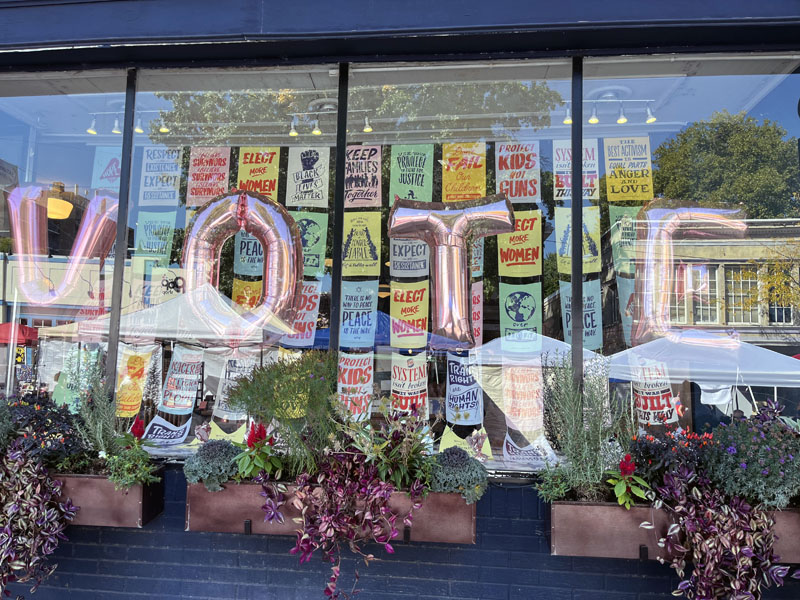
[234,232,263,277]
[340,280,379,348]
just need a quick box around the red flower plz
[619,454,636,477]
[247,422,267,448]
[131,415,145,440]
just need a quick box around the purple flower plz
[726,446,737,455]
[762,469,769,475]
[740,463,748,469]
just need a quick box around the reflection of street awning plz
[0,322,39,345]
[471,333,598,367]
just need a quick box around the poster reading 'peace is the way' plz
[558,279,603,351]
[442,142,486,202]
[340,280,379,348]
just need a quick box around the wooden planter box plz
[185,482,476,544]
[56,471,165,528]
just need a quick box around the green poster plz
[499,281,542,353]
[608,205,640,276]
[292,211,329,277]
[389,144,434,205]
[135,210,177,266]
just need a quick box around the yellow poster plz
[390,280,429,349]
[209,421,247,443]
[232,277,261,309]
[554,206,601,275]
[342,212,381,276]
[116,345,154,418]
[497,209,542,277]
[237,147,280,198]
[442,142,486,202]
[603,137,654,202]
[438,426,494,460]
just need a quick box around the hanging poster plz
[389,144,433,204]
[232,278,261,309]
[282,280,322,348]
[134,210,176,265]
[187,146,230,206]
[471,280,484,347]
[338,351,374,421]
[438,426,494,461]
[139,146,183,207]
[340,280,379,348]
[390,279,429,349]
[495,142,540,204]
[445,353,482,425]
[442,142,486,202]
[502,360,544,438]
[159,344,203,415]
[390,238,429,278]
[287,147,330,208]
[390,352,428,416]
[497,209,542,277]
[609,205,640,277]
[554,206,601,275]
[115,343,157,418]
[499,281,542,353]
[342,212,381,276]
[552,139,599,201]
[470,238,484,278]
[292,211,329,278]
[142,415,192,446]
[604,137,654,202]
[502,433,551,465]
[237,146,280,197]
[632,359,678,426]
[617,275,636,347]
[92,146,122,191]
[558,279,603,351]
[345,145,381,208]
[213,350,259,421]
[233,232,263,277]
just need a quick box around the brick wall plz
[10,465,800,600]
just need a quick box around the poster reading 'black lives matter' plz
[287,147,330,208]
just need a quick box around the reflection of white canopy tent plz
[471,333,598,367]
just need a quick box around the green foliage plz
[0,399,12,451]
[429,447,488,504]
[535,464,572,503]
[106,442,160,491]
[233,423,282,481]
[75,375,122,458]
[606,454,650,510]
[183,439,239,492]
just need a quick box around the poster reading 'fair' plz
[345,145,381,207]
[390,280,429,349]
[499,281,542,353]
[340,280,379,348]
[281,280,322,348]
[558,279,603,351]
[604,137,654,202]
[187,147,230,206]
[495,142,540,204]
[446,353,482,425]
[552,139,599,200]
[342,212,381,276]
[338,351,374,421]
[159,344,203,415]
[442,142,486,202]
[390,144,433,204]
[287,147,329,208]
[139,147,183,207]
[554,206,601,275]
[237,147,280,197]
[497,210,542,277]
[390,352,428,416]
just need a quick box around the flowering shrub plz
[106,416,160,490]
[629,425,712,487]
[184,439,239,492]
[234,422,281,480]
[9,395,86,467]
[605,453,649,509]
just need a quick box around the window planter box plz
[56,470,165,528]
[185,482,476,544]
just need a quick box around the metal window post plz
[570,56,584,387]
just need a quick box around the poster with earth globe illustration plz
[499,281,542,353]
[291,211,329,278]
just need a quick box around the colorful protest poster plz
[609,205,640,276]
[134,210,176,265]
[499,281,542,353]
[559,280,603,350]
[213,350,259,421]
[471,280,484,347]
[442,142,486,202]
[345,145,381,207]
[390,238,429,278]
[497,209,542,277]
[139,146,183,207]
[552,139,599,201]
[187,146,230,206]
[495,142,540,204]
[287,147,330,208]
[232,278,261,309]
[390,144,433,204]
[142,415,191,446]
[617,275,636,347]
[342,212,381,276]
[340,280,379,348]
[438,426,494,461]
[632,359,678,426]
[390,279,429,349]
[237,146,280,197]
[159,344,203,415]
[502,360,544,438]
[470,239,484,278]
[92,146,122,191]
[604,137,654,202]
[338,351,374,421]
[390,352,428,416]
[115,343,157,418]
[233,232,263,277]
[293,211,329,278]
[282,280,322,348]
[554,206,601,275]
[445,353,482,425]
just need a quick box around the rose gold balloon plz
[182,190,303,345]
[388,194,514,350]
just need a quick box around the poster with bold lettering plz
[234,232,263,277]
[345,145,381,207]
[390,280,429,349]
[338,351,374,421]
[497,209,542,277]
[340,280,379,348]
[135,211,176,265]
[115,343,158,418]
[471,281,484,347]
[502,360,544,438]
[554,206,601,275]
[232,278,261,309]
[632,358,678,426]
[390,352,428,416]
[92,146,122,191]
[287,147,330,208]
[495,142,540,203]
[143,415,191,446]
[342,212,381,276]
[442,142,486,202]
[552,139,599,201]
[604,137,653,202]
[609,205,640,276]
[558,280,603,350]
[159,344,203,415]
[499,281,542,353]
[282,280,322,348]
[213,349,259,421]
[445,353,482,425]
[139,146,183,207]
[390,144,433,204]
[470,239,484,278]
[390,238,429,278]
[237,146,280,197]
[187,147,230,206]
[617,276,636,347]
[293,211,329,278]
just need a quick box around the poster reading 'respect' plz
[558,280,603,351]
[139,147,183,207]
[495,142,540,204]
[502,360,544,439]
[340,280,379,348]
[446,353,482,425]
[442,142,486,202]
[342,212,381,276]
[552,139,599,201]
[632,358,678,426]
[499,281,542,353]
[338,351,374,421]
[390,280,429,349]
[497,209,542,277]
[604,137,654,202]
[609,205,640,277]
[159,344,203,415]
[390,238,429,278]
[237,147,280,197]
[554,206,601,275]
[471,280,484,347]
[390,352,428,416]
[187,147,230,206]
[281,280,322,348]
[292,211,329,278]
[287,147,330,208]
[345,145,381,207]
[390,144,433,204]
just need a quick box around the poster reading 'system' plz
[552,139,599,201]
[390,351,428,416]
[442,142,486,202]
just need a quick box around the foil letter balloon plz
[182,190,303,346]
[388,194,514,350]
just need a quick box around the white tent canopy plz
[471,333,599,367]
